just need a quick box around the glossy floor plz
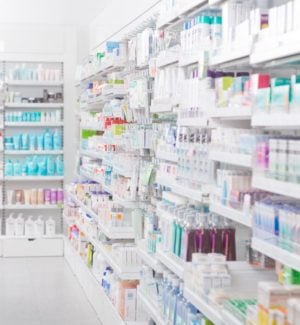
[0,257,102,325]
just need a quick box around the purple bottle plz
[44,189,51,204]
[56,189,64,205]
[50,189,57,205]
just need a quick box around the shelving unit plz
[209,151,252,168]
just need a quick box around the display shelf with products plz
[5,103,63,109]
[209,150,252,168]
[136,239,164,273]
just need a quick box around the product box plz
[123,288,137,321]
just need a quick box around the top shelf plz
[6,80,63,87]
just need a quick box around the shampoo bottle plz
[55,156,64,176]
[34,216,45,237]
[53,129,62,150]
[46,217,56,236]
[21,133,29,150]
[44,128,53,150]
[15,213,24,236]
[25,216,34,237]
[5,160,14,176]
[6,213,15,236]
[47,156,56,176]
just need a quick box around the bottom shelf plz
[1,236,63,257]
[64,238,145,325]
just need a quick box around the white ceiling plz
[0,0,110,25]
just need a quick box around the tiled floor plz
[0,257,102,325]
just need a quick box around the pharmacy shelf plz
[80,149,104,160]
[156,174,209,202]
[156,246,185,279]
[137,240,164,273]
[252,237,300,271]
[156,149,177,163]
[209,202,252,228]
[209,151,252,168]
[156,52,179,68]
[79,169,112,194]
[5,122,63,127]
[250,31,300,66]
[5,176,64,181]
[177,117,211,127]
[6,80,63,87]
[80,124,104,131]
[183,287,223,325]
[210,45,251,68]
[137,288,165,325]
[97,244,141,280]
[252,175,300,200]
[68,192,135,240]
[5,204,62,210]
[64,238,127,325]
[5,102,63,109]
[1,234,63,240]
[150,98,173,113]
[5,150,63,155]
[210,107,251,120]
[113,194,141,209]
[252,113,300,128]
[157,0,207,29]
[178,52,200,67]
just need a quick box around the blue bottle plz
[13,160,22,176]
[44,129,53,150]
[29,134,37,151]
[21,133,29,150]
[47,156,56,176]
[13,134,21,150]
[164,275,175,320]
[174,282,186,325]
[27,157,38,176]
[5,160,14,176]
[56,156,64,176]
[22,162,28,176]
[53,129,62,150]
[168,278,180,324]
[37,157,47,176]
[37,133,44,151]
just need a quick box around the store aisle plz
[0,257,102,325]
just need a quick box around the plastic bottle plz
[168,278,180,324]
[37,157,47,176]
[15,213,24,236]
[21,133,29,150]
[53,129,62,150]
[29,134,36,150]
[13,160,22,176]
[6,213,15,236]
[44,129,53,150]
[55,156,64,176]
[5,160,14,176]
[37,133,44,151]
[164,275,175,320]
[47,156,56,176]
[45,217,56,236]
[13,134,21,150]
[174,282,187,325]
[25,216,35,237]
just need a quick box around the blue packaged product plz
[31,112,36,122]
[53,129,62,150]
[21,133,29,150]
[13,160,22,176]
[13,134,21,150]
[37,157,47,176]
[5,160,13,176]
[44,129,53,150]
[56,156,64,175]
[29,134,36,150]
[37,134,44,151]
[27,157,38,176]
[47,156,56,175]
[22,162,27,176]
[22,112,27,122]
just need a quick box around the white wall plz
[89,0,161,52]
[0,24,82,183]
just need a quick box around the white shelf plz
[210,46,251,67]
[137,288,165,325]
[156,53,179,68]
[209,151,252,168]
[183,287,223,325]
[5,102,63,109]
[252,113,300,128]
[157,0,207,29]
[210,107,252,120]
[137,240,164,273]
[156,149,177,163]
[5,122,63,127]
[156,174,209,202]
[5,176,63,181]
[150,98,173,113]
[97,244,141,280]
[210,202,252,227]
[156,246,185,279]
[1,234,62,239]
[5,204,62,210]
[80,124,104,131]
[177,117,211,127]
[222,310,244,325]
[178,52,200,67]
[79,169,112,194]
[64,239,127,325]
[5,150,63,155]
[6,80,63,87]
[252,237,300,271]
[252,175,300,199]
[80,149,104,160]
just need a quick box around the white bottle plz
[25,216,35,237]
[6,213,15,236]
[46,217,56,236]
[15,213,24,236]
[34,216,45,237]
